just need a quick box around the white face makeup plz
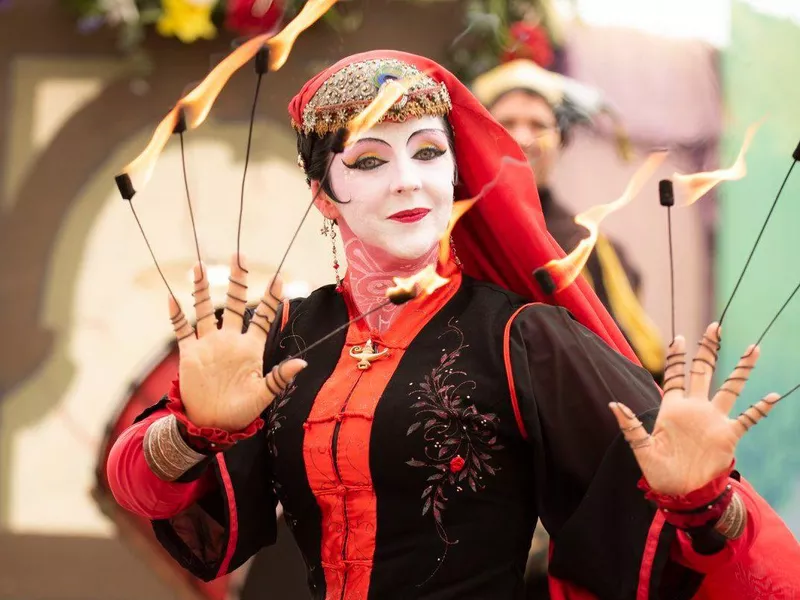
[325,116,456,262]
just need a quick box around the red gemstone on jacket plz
[449,455,465,473]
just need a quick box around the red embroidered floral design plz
[405,321,502,582]
[449,456,465,473]
[265,379,297,529]
[266,380,295,459]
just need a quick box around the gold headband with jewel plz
[292,59,452,137]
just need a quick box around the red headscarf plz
[289,49,638,364]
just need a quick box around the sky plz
[558,0,800,47]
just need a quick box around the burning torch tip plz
[658,179,675,207]
[387,286,419,305]
[255,45,270,75]
[533,268,556,295]
[173,108,188,135]
[115,173,136,201]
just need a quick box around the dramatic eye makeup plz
[343,152,387,171]
[413,145,447,161]
[409,128,448,159]
[340,127,449,170]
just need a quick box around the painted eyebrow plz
[350,137,391,148]
[407,128,446,144]
[349,129,446,148]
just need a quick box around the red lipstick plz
[388,208,430,223]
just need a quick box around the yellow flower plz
[157,0,217,44]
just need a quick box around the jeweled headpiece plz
[292,58,452,136]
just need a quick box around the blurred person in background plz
[472,59,666,384]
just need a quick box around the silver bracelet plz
[143,414,206,482]
[713,491,747,540]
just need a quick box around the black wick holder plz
[659,179,675,207]
[115,173,136,201]
[532,267,557,295]
[255,45,270,75]
[173,107,188,135]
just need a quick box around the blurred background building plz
[0,1,798,598]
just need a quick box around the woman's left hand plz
[609,323,783,496]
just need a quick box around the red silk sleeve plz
[106,409,216,520]
[668,477,760,574]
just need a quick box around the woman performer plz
[107,50,800,599]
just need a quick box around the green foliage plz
[447,0,562,82]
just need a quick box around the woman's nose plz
[391,159,422,194]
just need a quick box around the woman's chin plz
[382,241,438,264]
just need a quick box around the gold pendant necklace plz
[349,339,389,370]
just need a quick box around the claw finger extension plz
[663,337,687,393]
[688,324,721,397]
[265,362,296,397]
[713,345,761,414]
[265,366,284,396]
[171,308,195,342]
[734,393,779,435]
[611,402,651,450]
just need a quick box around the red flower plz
[501,22,554,68]
[449,455,465,473]
[225,0,285,36]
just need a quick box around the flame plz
[118,106,181,197]
[438,197,478,267]
[538,151,667,293]
[267,0,339,71]
[115,0,338,197]
[181,0,338,130]
[387,264,449,303]
[673,120,762,206]
[346,72,429,145]
[180,33,272,130]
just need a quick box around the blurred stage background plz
[0,1,798,598]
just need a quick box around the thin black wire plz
[283,299,393,362]
[236,70,264,273]
[264,156,337,304]
[780,381,800,401]
[750,279,800,351]
[718,160,796,326]
[667,205,676,342]
[128,201,180,307]
[180,132,203,274]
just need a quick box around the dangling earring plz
[321,217,343,292]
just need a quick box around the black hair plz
[296,116,459,204]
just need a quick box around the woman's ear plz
[311,182,341,220]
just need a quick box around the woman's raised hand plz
[169,255,306,432]
[609,323,784,496]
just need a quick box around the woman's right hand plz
[169,255,307,432]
